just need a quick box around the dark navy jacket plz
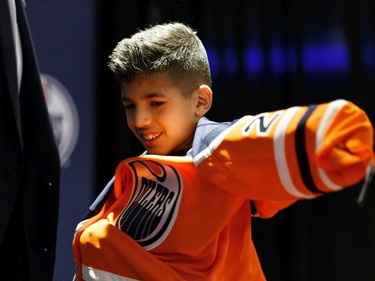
[0,0,60,280]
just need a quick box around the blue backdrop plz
[26,2,98,280]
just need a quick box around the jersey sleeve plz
[194,99,374,217]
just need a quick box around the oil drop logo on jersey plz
[117,159,182,250]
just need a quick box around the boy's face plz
[121,72,202,155]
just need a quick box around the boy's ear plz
[195,85,212,117]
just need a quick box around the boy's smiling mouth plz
[142,132,161,141]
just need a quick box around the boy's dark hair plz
[108,22,212,95]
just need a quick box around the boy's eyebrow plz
[122,92,166,101]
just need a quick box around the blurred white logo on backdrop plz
[41,73,79,167]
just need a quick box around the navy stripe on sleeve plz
[295,104,323,194]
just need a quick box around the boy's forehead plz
[120,71,181,99]
[120,78,180,101]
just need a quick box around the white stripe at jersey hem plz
[82,264,138,281]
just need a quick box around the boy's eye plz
[124,103,135,110]
[151,101,165,107]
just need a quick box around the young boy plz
[73,22,374,280]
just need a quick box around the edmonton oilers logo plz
[117,160,182,250]
[41,74,79,166]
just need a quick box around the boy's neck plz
[168,148,191,156]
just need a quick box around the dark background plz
[27,1,375,280]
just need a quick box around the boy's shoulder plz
[190,117,239,157]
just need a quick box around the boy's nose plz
[133,108,152,128]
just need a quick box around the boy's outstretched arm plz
[194,99,374,217]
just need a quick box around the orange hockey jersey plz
[73,99,374,280]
